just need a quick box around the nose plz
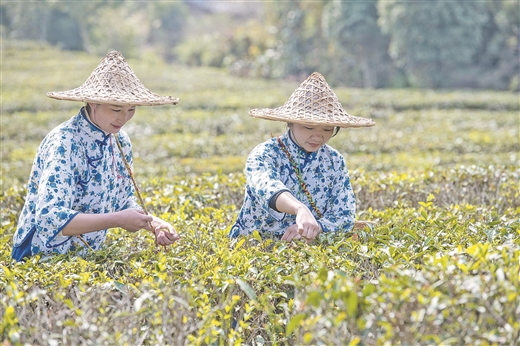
[312,131,324,139]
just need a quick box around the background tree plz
[2,2,52,43]
[145,2,189,62]
[476,0,519,90]
[323,0,392,88]
[377,0,490,88]
[264,0,329,80]
[1,0,517,90]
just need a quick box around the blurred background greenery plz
[1,0,518,90]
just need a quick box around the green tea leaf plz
[236,278,257,301]
[286,313,306,336]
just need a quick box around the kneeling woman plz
[230,72,375,243]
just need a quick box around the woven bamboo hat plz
[249,72,375,128]
[47,51,179,106]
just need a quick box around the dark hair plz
[287,123,341,137]
[85,103,101,113]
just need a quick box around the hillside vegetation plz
[1,42,519,345]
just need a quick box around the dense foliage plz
[1,0,518,90]
[1,43,519,345]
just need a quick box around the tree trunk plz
[360,54,374,89]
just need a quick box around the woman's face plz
[289,123,335,152]
[88,103,136,133]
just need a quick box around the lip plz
[111,124,123,129]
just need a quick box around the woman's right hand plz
[117,208,154,233]
[281,206,321,243]
[281,224,303,242]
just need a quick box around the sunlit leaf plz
[286,313,306,336]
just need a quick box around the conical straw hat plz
[47,51,179,106]
[249,72,375,128]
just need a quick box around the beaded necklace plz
[277,136,323,218]
[114,134,153,227]
[109,136,123,180]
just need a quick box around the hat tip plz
[309,72,325,80]
[105,50,125,61]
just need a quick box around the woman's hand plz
[149,217,180,246]
[281,224,303,242]
[296,206,322,241]
[281,206,321,243]
[118,210,180,246]
[275,192,321,243]
[117,209,154,232]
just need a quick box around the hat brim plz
[249,108,376,128]
[46,90,179,106]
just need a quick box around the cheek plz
[325,133,334,141]
[109,114,120,124]
[297,133,309,143]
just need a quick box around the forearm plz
[275,192,309,215]
[61,212,121,236]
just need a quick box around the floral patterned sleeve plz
[318,156,356,233]
[31,132,80,249]
[245,141,290,215]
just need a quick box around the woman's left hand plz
[150,217,180,246]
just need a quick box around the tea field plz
[1,41,519,345]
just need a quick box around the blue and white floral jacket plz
[229,130,355,238]
[12,108,140,259]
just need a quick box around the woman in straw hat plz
[229,72,375,243]
[12,51,180,262]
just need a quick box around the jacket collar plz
[78,107,111,144]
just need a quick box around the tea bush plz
[1,42,519,345]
